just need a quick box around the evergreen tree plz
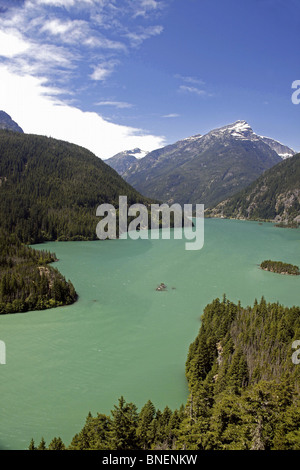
[110,397,140,450]
[136,400,156,450]
[48,437,65,450]
[28,438,36,451]
[37,437,47,450]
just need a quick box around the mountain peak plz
[213,120,254,137]
[0,111,23,133]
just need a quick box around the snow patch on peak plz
[135,149,149,159]
[258,135,295,160]
[220,120,252,133]
[210,120,256,140]
[124,148,149,159]
[182,134,203,142]
[279,152,294,160]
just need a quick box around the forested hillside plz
[30,297,300,450]
[207,153,300,225]
[0,130,153,244]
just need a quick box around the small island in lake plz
[156,283,167,291]
[260,260,300,276]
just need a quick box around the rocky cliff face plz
[259,136,295,160]
[0,111,23,133]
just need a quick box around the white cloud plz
[175,74,205,86]
[126,25,164,46]
[90,61,117,81]
[0,66,165,158]
[40,17,126,50]
[35,0,76,6]
[96,101,134,109]
[0,30,30,58]
[84,36,126,50]
[179,85,211,96]
[40,18,89,44]
[133,0,163,18]
[0,0,165,87]
[162,113,180,118]
[0,0,166,158]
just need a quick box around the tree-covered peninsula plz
[0,229,77,314]
[260,260,300,276]
[30,296,300,450]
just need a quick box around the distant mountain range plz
[106,120,295,207]
[0,110,24,133]
[206,152,300,225]
[1,110,297,226]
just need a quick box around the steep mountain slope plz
[259,135,295,159]
[105,148,148,174]
[0,130,154,244]
[121,121,283,207]
[0,111,23,133]
[206,153,300,224]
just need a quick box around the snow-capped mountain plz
[105,148,149,174]
[194,120,294,158]
[259,135,295,160]
[118,120,285,207]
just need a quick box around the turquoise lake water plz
[0,218,299,449]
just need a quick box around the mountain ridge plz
[105,148,149,175]
[0,110,24,133]
[112,120,286,207]
[206,152,300,225]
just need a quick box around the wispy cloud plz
[175,74,213,98]
[96,101,134,109]
[162,113,180,118]
[125,25,164,47]
[133,0,165,18]
[179,85,208,96]
[90,61,119,81]
[175,74,205,86]
[0,0,167,156]
[0,0,165,90]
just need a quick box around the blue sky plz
[0,0,299,158]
